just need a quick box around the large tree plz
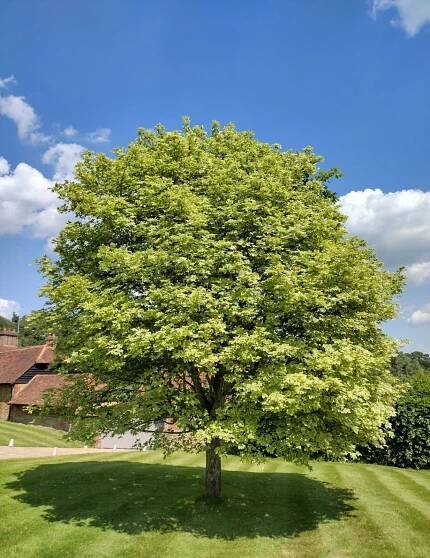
[38,121,403,498]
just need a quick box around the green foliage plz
[390,351,430,378]
[37,121,403,465]
[361,373,430,469]
[0,315,14,330]
[11,312,19,328]
[18,314,47,347]
[2,312,46,347]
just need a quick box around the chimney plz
[45,333,57,347]
[0,329,18,348]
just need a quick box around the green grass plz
[0,452,429,557]
[0,420,82,447]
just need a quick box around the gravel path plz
[0,446,121,459]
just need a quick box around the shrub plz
[361,372,430,469]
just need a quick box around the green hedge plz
[361,372,430,469]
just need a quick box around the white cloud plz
[87,127,111,143]
[0,157,10,176]
[0,95,50,144]
[0,75,16,88]
[63,125,78,137]
[0,159,64,237]
[0,80,112,244]
[0,78,113,151]
[42,142,84,181]
[409,303,430,326]
[406,261,430,284]
[371,0,430,36]
[0,298,20,320]
[340,188,430,267]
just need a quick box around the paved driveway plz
[0,446,119,459]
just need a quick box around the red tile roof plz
[0,344,54,384]
[9,374,67,406]
[35,344,54,364]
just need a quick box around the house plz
[0,330,67,429]
[0,329,161,448]
[8,374,69,430]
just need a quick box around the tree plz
[18,314,47,347]
[390,351,430,378]
[8,312,46,347]
[0,315,14,330]
[11,312,19,329]
[37,121,403,499]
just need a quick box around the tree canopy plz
[38,121,403,498]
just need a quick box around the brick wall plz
[0,384,12,420]
[0,330,18,348]
[9,405,69,431]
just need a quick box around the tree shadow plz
[6,461,356,539]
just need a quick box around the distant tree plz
[5,312,46,346]
[18,314,46,347]
[37,121,403,499]
[11,312,19,329]
[391,351,430,378]
[0,315,14,330]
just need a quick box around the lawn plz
[0,420,82,448]
[0,452,428,558]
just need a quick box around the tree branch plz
[190,369,211,412]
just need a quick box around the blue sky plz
[1,0,430,351]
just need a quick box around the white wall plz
[97,422,163,449]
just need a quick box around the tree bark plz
[205,438,221,499]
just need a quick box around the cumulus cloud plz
[339,188,430,267]
[406,261,430,284]
[409,303,430,326]
[87,127,111,143]
[0,94,50,144]
[0,158,65,237]
[42,142,84,181]
[0,79,112,243]
[371,0,430,36]
[0,156,10,176]
[0,77,112,150]
[0,75,16,88]
[0,298,20,320]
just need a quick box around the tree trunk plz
[205,438,221,499]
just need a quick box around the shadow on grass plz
[7,461,355,539]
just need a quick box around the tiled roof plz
[35,344,54,364]
[9,374,67,406]
[0,346,20,353]
[0,344,54,384]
